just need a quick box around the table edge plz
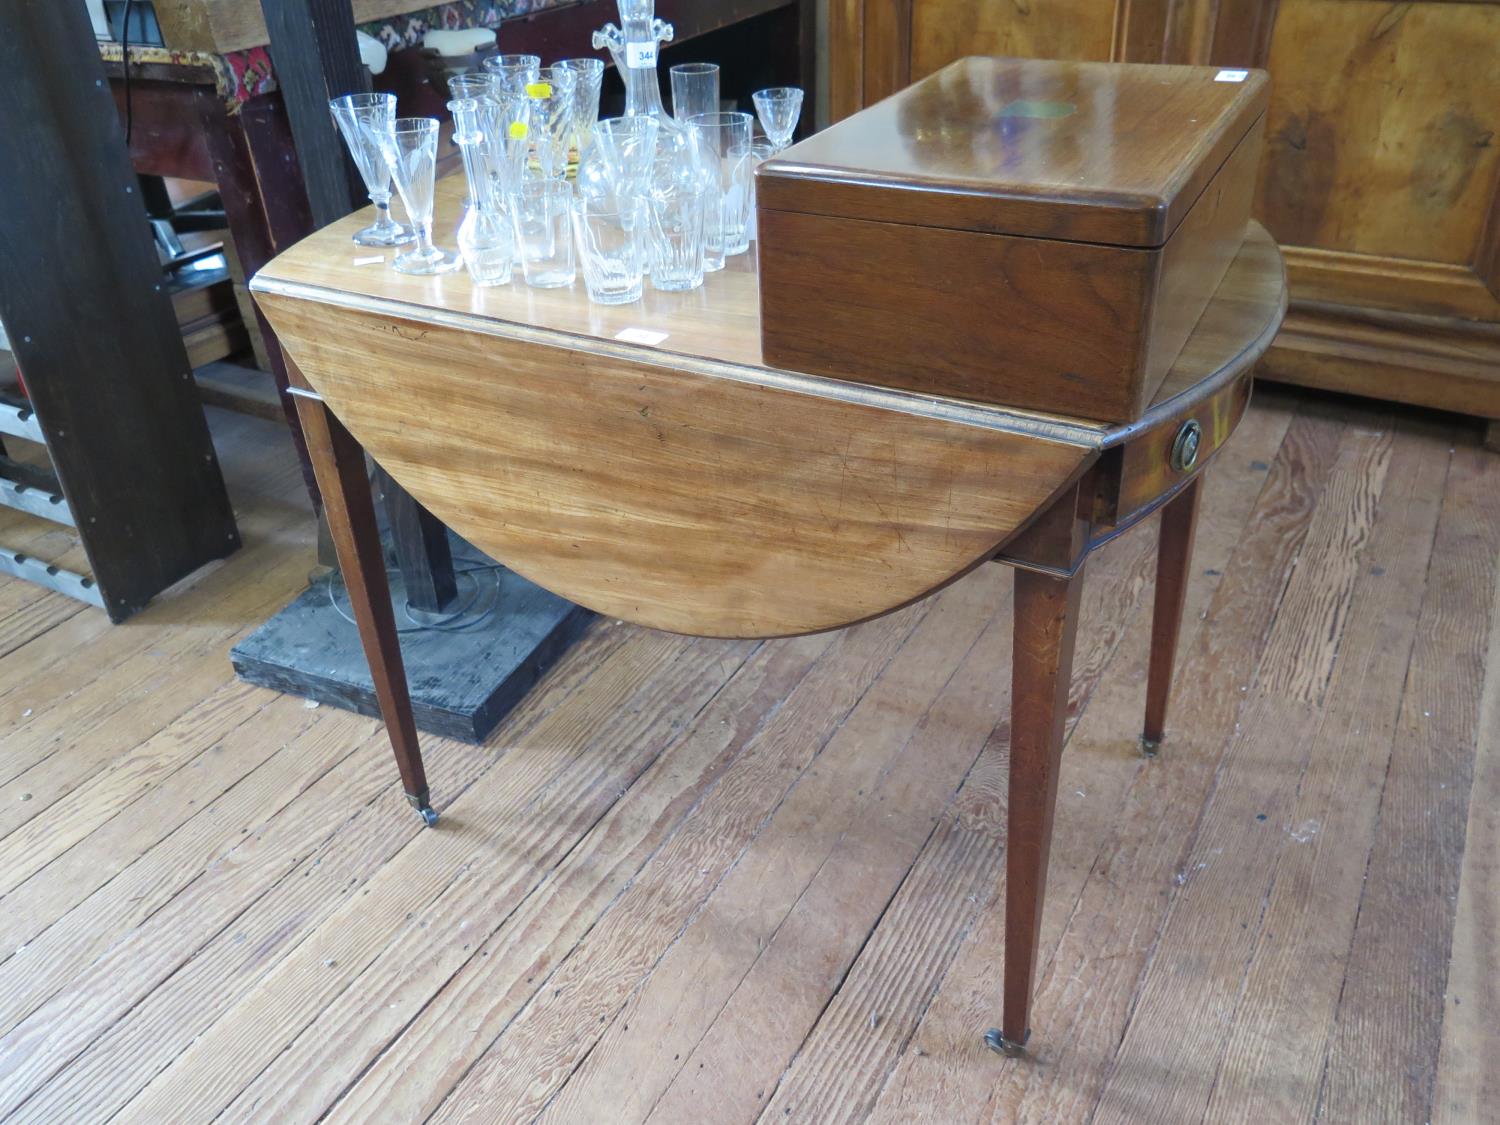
[250,274,1112,450]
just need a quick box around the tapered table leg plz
[290,388,437,826]
[987,563,1086,1055]
[1141,474,1203,754]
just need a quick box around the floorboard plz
[0,391,1495,1124]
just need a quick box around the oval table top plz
[251,179,1285,637]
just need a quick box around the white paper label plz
[615,327,669,346]
[625,41,658,69]
[352,254,385,266]
[1214,69,1249,83]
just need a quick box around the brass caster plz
[984,1028,1028,1057]
[1139,735,1160,758]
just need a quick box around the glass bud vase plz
[457,198,514,287]
[450,96,515,287]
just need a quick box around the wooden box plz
[756,57,1268,423]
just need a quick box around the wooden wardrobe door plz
[1225,0,1500,428]
[830,0,1191,121]
[1250,1,1500,322]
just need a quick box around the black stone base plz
[231,539,590,744]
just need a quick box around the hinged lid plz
[757,57,1268,249]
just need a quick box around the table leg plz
[290,390,437,827]
[988,563,1086,1055]
[1141,474,1203,754]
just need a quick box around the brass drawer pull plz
[1170,419,1202,472]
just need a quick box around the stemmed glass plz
[752,86,804,153]
[328,92,413,247]
[557,58,606,156]
[379,117,462,275]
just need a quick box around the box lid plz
[757,57,1268,249]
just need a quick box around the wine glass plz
[328,92,413,247]
[752,86,804,153]
[379,117,461,275]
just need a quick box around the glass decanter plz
[593,1,701,267]
[450,97,515,286]
[593,0,676,130]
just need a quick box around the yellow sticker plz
[508,121,529,140]
[524,82,552,99]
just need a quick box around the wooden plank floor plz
[0,386,1496,1124]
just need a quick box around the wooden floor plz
[0,385,1496,1124]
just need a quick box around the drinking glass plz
[328,92,413,247]
[670,62,719,124]
[752,86,803,153]
[745,139,774,243]
[687,111,753,258]
[648,187,706,291]
[572,198,644,305]
[557,57,606,155]
[512,179,575,287]
[380,117,461,274]
[482,53,541,95]
[593,116,659,213]
[526,65,579,180]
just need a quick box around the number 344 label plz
[626,41,658,68]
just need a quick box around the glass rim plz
[390,116,439,134]
[557,57,606,73]
[753,86,804,100]
[487,53,541,67]
[685,111,754,128]
[571,200,635,219]
[670,62,720,75]
[329,91,393,111]
[595,115,657,135]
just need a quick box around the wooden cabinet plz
[830,1,1500,439]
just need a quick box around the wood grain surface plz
[761,56,1266,247]
[260,290,1087,637]
[253,179,1284,636]
[757,206,1160,421]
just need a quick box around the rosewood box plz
[756,57,1268,423]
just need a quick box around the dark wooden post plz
[0,0,240,621]
[260,0,457,611]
